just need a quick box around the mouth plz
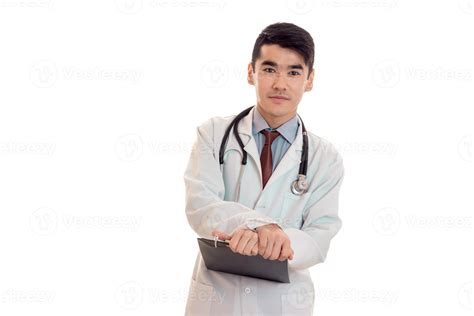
[269,95,290,100]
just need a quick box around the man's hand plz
[212,229,259,256]
[256,224,294,261]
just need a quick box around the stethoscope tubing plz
[219,106,309,195]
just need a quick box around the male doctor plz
[184,22,344,315]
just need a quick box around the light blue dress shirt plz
[252,107,300,172]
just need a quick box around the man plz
[184,22,344,315]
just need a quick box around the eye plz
[263,68,276,73]
[289,71,301,76]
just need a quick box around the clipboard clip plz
[213,236,229,248]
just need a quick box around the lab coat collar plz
[252,107,299,145]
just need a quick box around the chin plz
[260,105,277,116]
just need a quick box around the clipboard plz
[197,237,290,283]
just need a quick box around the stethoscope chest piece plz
[291,174,308,195]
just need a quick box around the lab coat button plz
[244,287,251,294]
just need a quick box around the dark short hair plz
[251,22,315,79]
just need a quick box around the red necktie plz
[260,130,280,188]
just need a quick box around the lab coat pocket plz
[185,279,214,315]
[280,192,304,229]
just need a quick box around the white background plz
[0,0,472,315]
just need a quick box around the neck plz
[256,105,296,129]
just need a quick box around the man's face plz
[247,44,314,125]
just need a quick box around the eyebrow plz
[260,60,304,70]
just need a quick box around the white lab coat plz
[184,106,344,315]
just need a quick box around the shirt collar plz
[252,106,299,144]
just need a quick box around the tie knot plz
[261,130,280,145]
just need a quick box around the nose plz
[272,72,287,91]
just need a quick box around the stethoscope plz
[219,106,309,196]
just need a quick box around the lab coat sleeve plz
[184,120,277,239]
[285,148,344,270]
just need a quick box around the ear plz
[247,63,255,85]
[304,68,315,92]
